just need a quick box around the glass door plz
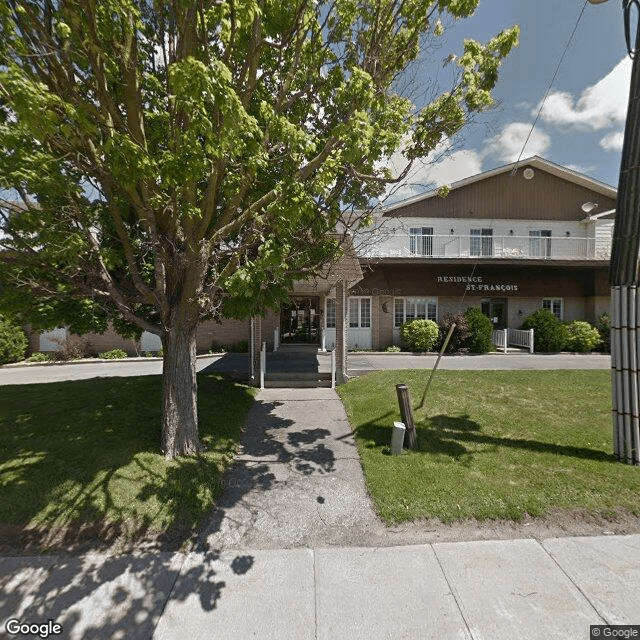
[280,297,320,343]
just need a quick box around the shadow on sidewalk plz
[196,393,351,551]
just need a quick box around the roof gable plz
[382,156,617,222]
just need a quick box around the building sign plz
[436,275,519,293]
[350,286,402,296]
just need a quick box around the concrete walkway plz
[2,385,639,640]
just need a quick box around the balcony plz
[360,234,611,261]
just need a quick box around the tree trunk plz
[161,315,205,459]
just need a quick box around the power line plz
[511,0,590,175]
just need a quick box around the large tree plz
[0,0,517,458]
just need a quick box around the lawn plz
[337,369,640,524]
[0,373,255,549]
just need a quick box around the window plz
[348,297,371,328]
[409,227,433,256]
[394,297,437,327]
[542,298,563,320]
[529,230,552,258]
[470,228,493,256]
[325,298,336,328]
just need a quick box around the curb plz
[1,353,226,369]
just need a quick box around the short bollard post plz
[331,349,336,389]
[260,341,266,390]
[396,384,417,449]
[391,422,406,455]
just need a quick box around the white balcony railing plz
[361,234,611,260]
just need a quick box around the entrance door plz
[481,298,507,330]
[280,297,320,343]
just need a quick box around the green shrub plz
[522,309,568,352]
[565,320,601,353]
[400,319,440,352]
[596,312,611,353]
[25,352,52,363]
[236,340,249,353]
[98,348,128,359]
[438,312,471,353]
[463,307,493,353]
[0,316,28,365]
[385,345,401,352]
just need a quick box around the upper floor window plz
[542,298,563,320]
[529,230,552,258]
[470,228,493,256]
[409,227,433,256]
[394,297,437,327]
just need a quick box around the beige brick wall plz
[196,318,250,352]
[377,296,395,349]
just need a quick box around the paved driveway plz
[0,355,246,386]
[0,351,610,386]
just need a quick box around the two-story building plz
[326,155,617,351]
[29,156,617,356]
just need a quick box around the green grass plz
[0,373,255,545]
[338,370,640,524]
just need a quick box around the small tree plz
[522,309,568,353]
[401,319,439,352]
[596,312,611,353]
[0,1,518,457]
[438,312,470,353]
[0,315,27,364]
[463,307,493,353]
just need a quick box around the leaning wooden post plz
[396,384,417,449]
[417,323,456,410]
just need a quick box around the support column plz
[609,7,640,465]
[250,316,262,387]
[335,278,348,384]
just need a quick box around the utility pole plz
[589,0,640,464]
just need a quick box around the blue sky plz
[387,0,628,201]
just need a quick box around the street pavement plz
[0,351,611,386]
[2,356,636,640]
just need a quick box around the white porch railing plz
[509,328,534,353]
[492,328,534,353]
[492,329,508,353]
[363,234,609,260]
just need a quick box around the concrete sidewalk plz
[2,536,639,639]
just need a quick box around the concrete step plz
[265,372,332,381]
[264,379,333,388]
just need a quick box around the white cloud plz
[384,143,483,203]
[484,122,551,162]
[537,57,631,130]
[565,163,596,175]
[600,130,624,152]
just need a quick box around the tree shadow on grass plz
[0,373,255,555]
[355,412,616,463]
[0,372,263,639]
